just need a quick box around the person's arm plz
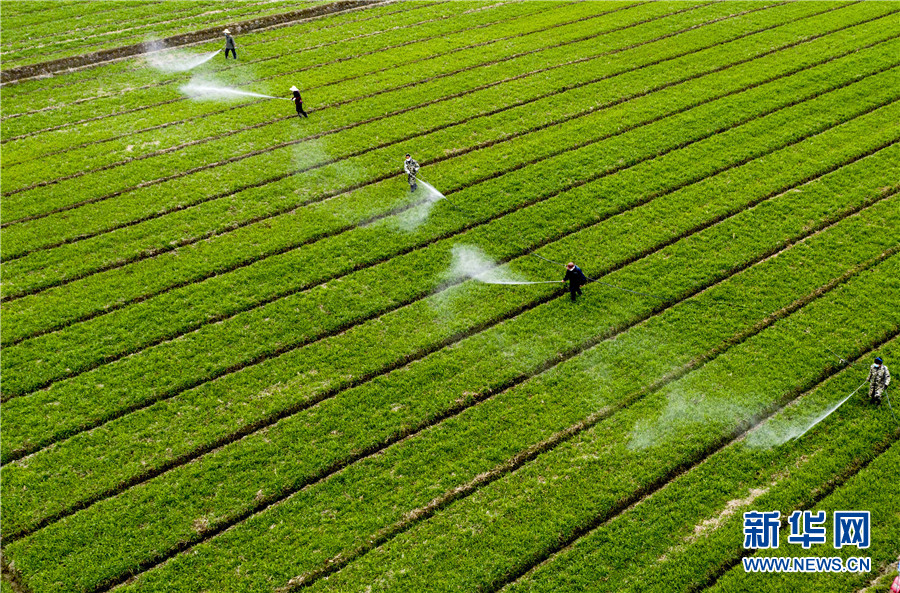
[885,367,891,386]
[867,366,874,382]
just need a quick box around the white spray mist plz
[145,43,221,72]
[393,180,448,231]
[180,79,281,101]
[446,245,561,285]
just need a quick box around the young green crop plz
[5,15,896,344]
[0,0,587,141]
[0,2,686,201]
[1,1,574,186]
[7,128,899,593]
[7,111,896,584]
[3,1,888,307]
[0,1,322,69]
[0,0,563,157]
[3,55,897,433]
[5,103,897,547]
[711,443,900,593]
[91,195,900,589]
[1,0,785,228]
[0,0,481,127]
[4,0,866,304]
[4,4,898,591]
[9,34,897,397]
[492,340,900,593]
[293,252,899,593]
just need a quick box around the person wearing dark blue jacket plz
[563,262,587,301]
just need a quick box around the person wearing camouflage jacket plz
[404,154,419,192]
[867,356,891,403]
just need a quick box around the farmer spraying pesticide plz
[867,356,890,404]
[223,29,236,59]
[290,86,308,118]
[563,262,587,302]
[404,154,420,192]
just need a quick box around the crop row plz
[1,2,824,408]
[710,443,900,593]
[0,0,480,126]
[3,3,885,301]
[0,0,445,116]
[8,180,897,593]
[0,1,322,69]
[297,248,900,593]
[0,0,583,183]
[1,0,233,47]
[0,0,163,46]
[3,85,897,480]
[0,1,828,320]
[0,0,494,153]
[0,0,756,221]
[0,0,520,124]
[495,339,900,593]
[1,0,266,56]
[0,0,649,191]
[4,24,896,343]
[3,97,897,548]
[2,53,897,412]
[0,0,566,139]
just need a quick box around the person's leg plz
[570,286,577,301]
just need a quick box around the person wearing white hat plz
[291,86,308,118]
[223,29,236,59]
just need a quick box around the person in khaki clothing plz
[866,356,890,404]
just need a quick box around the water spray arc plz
[147,49,222,73]
[791,380,868,441]
[179,81,290,101]
[419,177,664,297]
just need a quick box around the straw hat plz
[223,29,231,34]
[290,86,299,92]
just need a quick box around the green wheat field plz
[1,2,898,592]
